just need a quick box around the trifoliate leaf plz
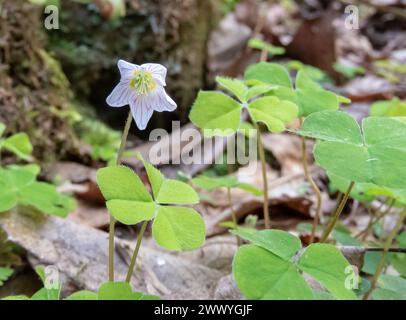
[233,245,313,300]
[189,91,242,134]
[297,244,357,300]
[152,206,205,251]
[298,111,406,189]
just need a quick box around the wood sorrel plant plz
[98,60,205,293]
[190,62,300,229]
[232,228,357,300]
[245,63,349,242]
[297,110,406,242]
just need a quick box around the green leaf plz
[2,295,29,300]
[192,175,262,196]
[189,91,242,134]
[152,206,205,251]
[0,267,13,286]
[3,133,33,161]
[8,164,41,176]
[245,62,292,88]
[32,265,61,300]
[192,175,238,191]
[332,229,363,246]
[328,172,375,203]
[245,84,274,101]
[0,187,17,213]
[370,98,406,117]
[235,182,263,196]
[362,252,389,275]
[232,229,301,260]
[98,282,142,300]
[233,245,313,300]
[96,166,152,202]
[137,154,165,200]
[216,76,248,103]
[155,179,199,205]
[299,111,406,189]
[248,38,285,56]
[372,275,406,300]
[333,62,365,79]
[0,168,35,213]
[248,96,298,133]
[297,244,357,300]
[65,291,98,300]
[296,70,339,117]
[19,182,75,217]
[106,200,156,225]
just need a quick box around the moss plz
[0,0,77,162]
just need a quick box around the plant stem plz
[126,220,148,283]
[116,111,134,165]
[363,207,406,300]
[227,187,241,246]
[108,110,133,282]
[320,181,355,243]
[301,135,322,243]
[253,122,270,229]
[356,199,395,240]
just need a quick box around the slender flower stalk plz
[355,199,395,240]
[108,110,133,281]
[301,134,322,243]
[254,121,271,229]
[126,221,149,283]
[363,207,406,300]
[227,187,241,246]
[320,181,355,242]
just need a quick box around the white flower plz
[106,60,177,130]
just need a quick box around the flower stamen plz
[130,70,157,95]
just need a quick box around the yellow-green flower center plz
[130,70,156,95]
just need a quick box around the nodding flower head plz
[106,60,177,130]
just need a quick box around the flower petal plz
[152,86,177,112]
[106,81,133,107]
[130,95,154,130]
[142,63,167,86]
[118,60,139,80]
